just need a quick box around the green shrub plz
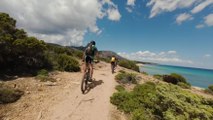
[170,73,187,83]
[35,69,56,82]
[205,85,213,95]
[99,57,111,63]
[115,72,139,84]
[118,60,139,72]
[118,70,126,73]
[72,50,83,59]
[177,82,191,89]
[57,54,80,72]
[141,71,148,75]
[111,82,213,120]
[35,75,56,82]
[208,85,213,92]
[162,73,191,87]
[0,88,24,104]
[37,69,48,76]
[132,108,153,120]
[115,85,125,92]
[153,74,163,80]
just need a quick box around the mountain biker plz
[111,55,117,73]
[82,40,98,81]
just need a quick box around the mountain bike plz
[111,62,116,74]
[81,64,90,94]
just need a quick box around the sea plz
[140,64,213,88]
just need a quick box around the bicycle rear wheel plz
[111,63,115,73]
[81,71,89,94]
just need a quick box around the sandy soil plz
[0,62,126,120]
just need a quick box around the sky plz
[0,0,213,69]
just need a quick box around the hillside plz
[71,46,126,61]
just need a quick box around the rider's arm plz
[82,50,86,62]
[94,48,99,60]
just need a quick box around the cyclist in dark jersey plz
[83,41,98,81]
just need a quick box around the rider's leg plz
[83,56,88,74]
[89,63,93,80]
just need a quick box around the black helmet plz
[91,40,96,45]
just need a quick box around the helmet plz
[90,40,96,45]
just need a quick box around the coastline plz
[136,63,144,67]
[138,64,206,90]
[192,86,205,90]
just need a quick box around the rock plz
[26,91,30,94]
[56,78,61,81]
[13,84,17,88]
[44,81,57,86]
[14,75,18,79]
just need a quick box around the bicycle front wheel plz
[81,72,89,94]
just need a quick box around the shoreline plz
[136,63,144,67]
[138,67,206,91]
[192,86,205,90]
[138,64,211,90]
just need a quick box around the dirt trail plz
[0,62,126,120]
[42,62,118,120]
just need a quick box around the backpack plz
[85,43,94,56]
[111,57,116,62]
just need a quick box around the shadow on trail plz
[84,79,104,94]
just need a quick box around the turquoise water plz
[140,64,213,88]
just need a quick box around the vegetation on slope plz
[0,83,24,104]
[0,13,81,76]
[111,82,213,120]
[154,73,191,89]
[205,84,213,95]
[115,70,140,84]
[118,60,140,72]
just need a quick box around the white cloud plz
[118,50,193,65]
[176,13,193,24]
[147,0,197,18]
[196,24,205,29]
[0,0,121,46]
[29,30,86,46]
[168,50,177,54]
[191,0,213,14]
[126,7,133,13]
[127,0,136,6]
[107,7,121,21]
[204,14,213,26]
[204,54,211,58]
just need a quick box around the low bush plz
[0,87,24,104]
[35,75,56,82]
[57,54,80,72]
[118,60,139,72]
[177,82,191,89]
[162,73,191,88]
[37,69,48,76]
[118,70,126,73]
[72,50,83,59]
[205,84,213,95]
[115,85,125,92]
[141,71,148,75]
[153,74,163,80]
[98,57,111,63]
[170,73,187,83]
[208,84,213,92]
[111,82,213,120]
[115,72,139,84]
[35,69,56,82]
